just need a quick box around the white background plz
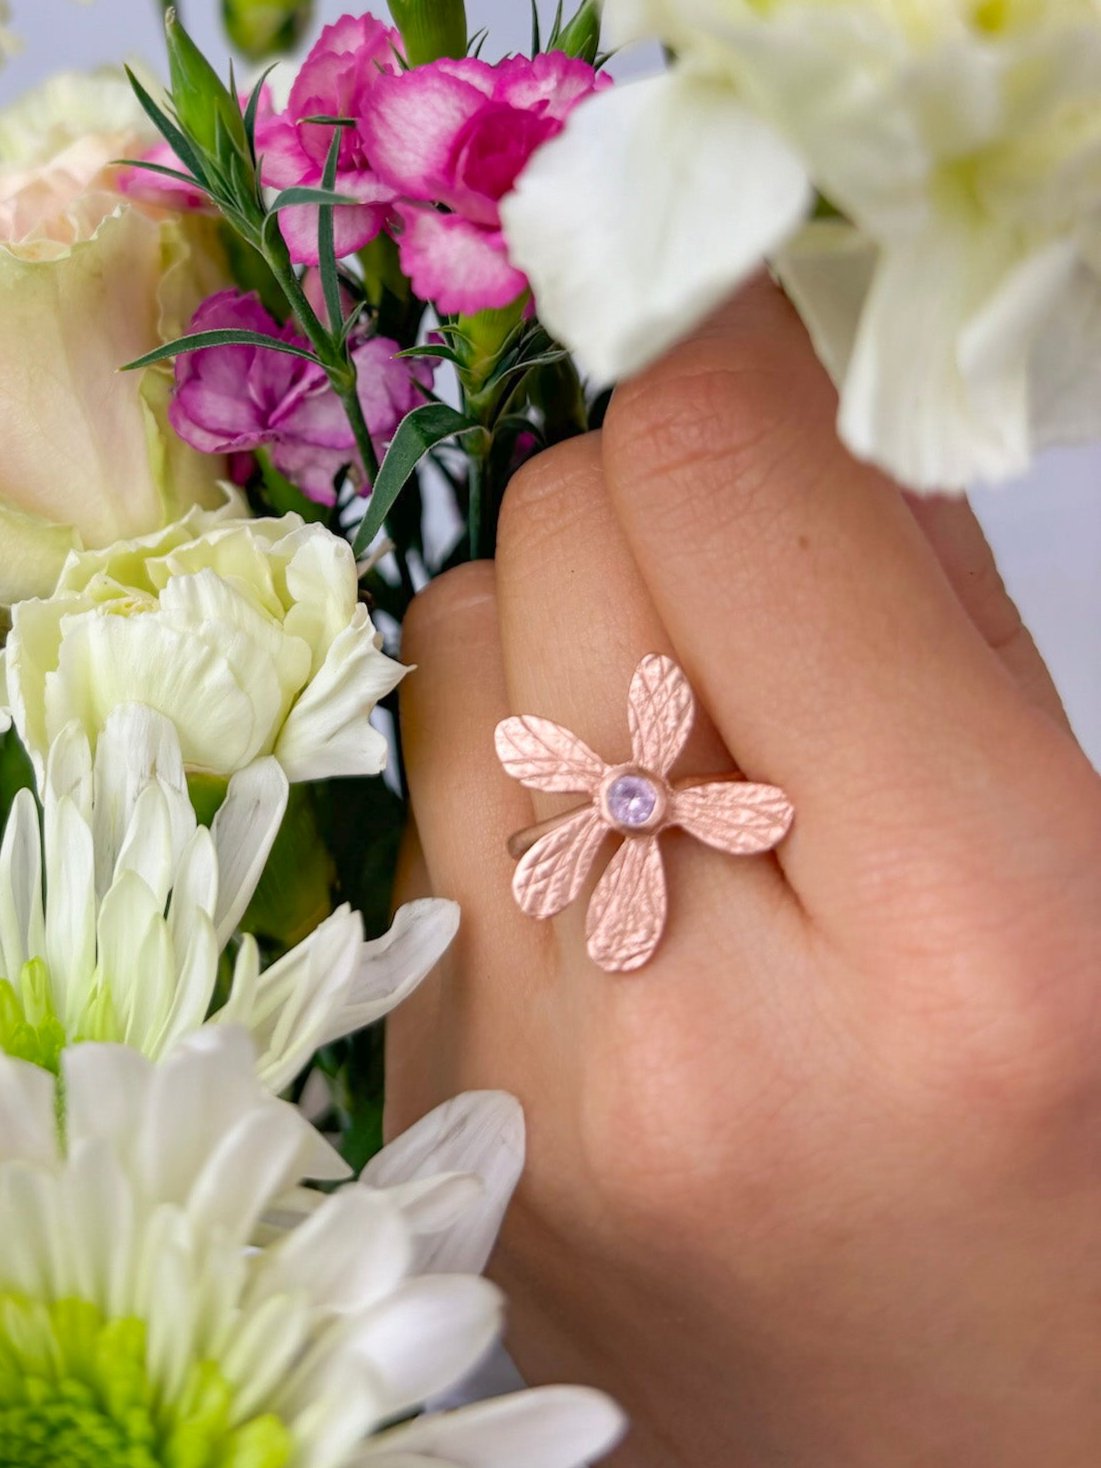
[4,0,1099,767]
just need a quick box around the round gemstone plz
[606,774,659,829]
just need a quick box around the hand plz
[389,279,1101,1468]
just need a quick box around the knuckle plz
[605,333,822,542]
[496,433,604,568]
[402,560,497,657]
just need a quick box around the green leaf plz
[396,342,466,367]
[269,185,358,212]
[124,65,210,190]
[318,127,344,335]
[243,65,279,154]
[121,329,321,373]
[0,728,34,837]
[114,157,207,193]
[351,404,485,557]
[242,784,336,950]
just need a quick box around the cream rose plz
[0,71,230,604]
[0,498,406,784]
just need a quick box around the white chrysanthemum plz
[0,499,406,782]
[503,0,1101,490]
[0,702,457,1090]
[0,1028,625,1468]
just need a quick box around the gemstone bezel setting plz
[598,765,669,836]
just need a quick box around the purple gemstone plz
[607,774,659,829]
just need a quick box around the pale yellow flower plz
[2,500,407,784]
[0,71,229,603]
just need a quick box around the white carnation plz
[503,0,1101,489]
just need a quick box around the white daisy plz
[0,1027,625,1467]
[0,702,458,1089]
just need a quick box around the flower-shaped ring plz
[496,655,795,973]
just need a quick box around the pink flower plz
[260,14,404,265]
[169,290,432,505]
[361,52,610,315]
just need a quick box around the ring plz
[496,655,794,973]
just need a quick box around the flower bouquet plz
[0,0,1098,1461]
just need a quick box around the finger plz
[495,432,796,964]
[601,276,1068,909]
[400,561,539,969]
[904,491,1073,733]
[496,434,731,813]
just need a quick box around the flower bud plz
[165,7,247,158]
[554,0,601,62]
[387,0,467,65]
[222,0,315,61]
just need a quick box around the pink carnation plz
[361,52,610,315]
[260,14,404,265]
[169,290,432,505]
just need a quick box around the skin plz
[389,278,1101,1468]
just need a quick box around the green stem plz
[265,227,381,488]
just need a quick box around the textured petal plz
[363,66,490,198]
[274,605,406,781]
[671,781,794,855]
[837,228,1068,491]
[627,654,694,777]
[511,807,608,920]
[772,219,877,391]
[502,71,811,383]
[585,836,666,974]
[365,1387,627,1468]
[394,206,528,316]
[362,1091,524,1275]
[495,716,605,794]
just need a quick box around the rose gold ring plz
[495,654,794,974]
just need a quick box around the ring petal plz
[628,654,695,775]
[495,715,607,794]
[586,836,666,973]
[672,781,794,855]
[512,806,608,919]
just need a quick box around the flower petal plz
[585,836,666,974]
[362,1090,524,1275]
[511,807,608,920]
[315,898,460,1047]
[365,1387,627,1468]
[502,70,811,384]
[394,205,528,316]
[627,654,694,776]
[274,605,406,781]
[495,716,605,795]
[211,756,289,946]
[671,781,794,856]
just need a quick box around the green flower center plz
[0,958,119,1073]
[0,1296,292,1468]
